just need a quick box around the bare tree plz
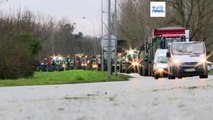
[118,0,167,48]
[165,0,213,42]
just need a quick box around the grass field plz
[0,70,129,87]
[209,71,213,75]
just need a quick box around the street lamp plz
[73,23,86,53]
[82,17,96,56]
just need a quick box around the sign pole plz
[108,0,111,80]
[101,0,104,71]
[114,0,117,76]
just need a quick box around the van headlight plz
[197,58,207,67]
[173,59,181,64]
[199,58,206,64]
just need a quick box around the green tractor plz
[119,49,140,73]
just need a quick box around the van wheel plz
[171,75,175,79]
[177,76,182,79]
[154,74,159,79]
[142,61,148,76]
[168,74,175,80]
[139,67,142,76]
[200,74,208,79]
[168,74,171,79]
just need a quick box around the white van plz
[153,49,168,79]
[166,41,208,79]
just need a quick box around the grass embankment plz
[0,70,129,87]
[209,71,213,75]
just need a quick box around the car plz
[153,49,168,79]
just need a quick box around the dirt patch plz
[152,85,213,92]
[63,96,89,100]
[58,107,64,111]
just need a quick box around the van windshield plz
[171,42,205,55]
[157,56,168,63]
[165,38,183,48]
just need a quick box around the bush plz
[0,32,41,79]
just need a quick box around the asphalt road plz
[1,74,213,120]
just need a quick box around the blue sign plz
[150,2,166,17]
[152,6,165,13]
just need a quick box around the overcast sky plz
[1,0,111,37]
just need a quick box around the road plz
[1,74,213,120]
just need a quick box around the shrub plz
[0,32,41,79]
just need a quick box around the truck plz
[166,41,208,79]
[139,26,189,76]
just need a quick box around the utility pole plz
[143,0,147,44]
[108,0,112,80]
[114,0,118,76]
[101,0,104,71]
